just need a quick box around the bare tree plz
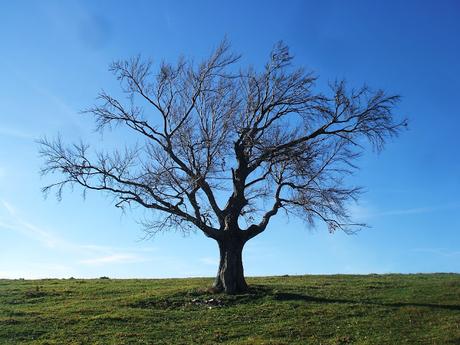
[39,41,406,293]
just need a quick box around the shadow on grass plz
[273,292,460,311]
[129,285,273,309]
[130,284,460,311]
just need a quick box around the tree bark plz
[212,236,248,294]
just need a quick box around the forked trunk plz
[212,237,248,294]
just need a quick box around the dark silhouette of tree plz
[39,41,406,293]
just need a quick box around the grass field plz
[0,274,459,344]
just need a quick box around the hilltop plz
[0,274,459,344]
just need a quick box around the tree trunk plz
[212,237,248,294]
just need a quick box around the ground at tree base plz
[0,274,458,344]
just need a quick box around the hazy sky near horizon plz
[0,0,459,279]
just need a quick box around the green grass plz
[0,274,459,344]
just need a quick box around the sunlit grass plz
[0,274,458,344]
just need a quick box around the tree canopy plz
[39,40,406,293]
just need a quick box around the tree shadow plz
[129,285,274,309]
[130,285,460,311]
[273,292,460,311]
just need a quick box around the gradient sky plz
[0,0,459,279]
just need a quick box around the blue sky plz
[0,0,459,279]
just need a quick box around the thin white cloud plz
[3,61,83,134]
[78,244,156,254]
[350,202,460,220]
[0,127,35,140]
[33,84,78,120]
[0,200,153,269]
[0,200,59,247]
[80,253,149,266]
[412,248,460,258]
[0,263,73,279]
[1,200,16,215]
[376,206,450,216]
[199,257,219,266]
[5,60,78,121]
[348,202,374,221]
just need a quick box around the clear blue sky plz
[1,0,459,279]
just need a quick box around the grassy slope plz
[0,274,459,344]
